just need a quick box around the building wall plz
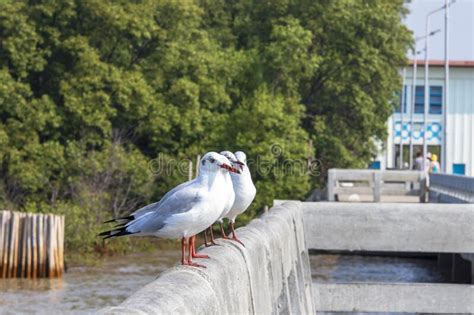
[386,66,474,176]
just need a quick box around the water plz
[311,254,447,315]
[0,249,180,314]
[1,251,447,314]
[311,254,446,283]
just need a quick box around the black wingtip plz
[103,215,134,224]
[98,230,111,237]
[98,227,139,240]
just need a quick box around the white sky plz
[404,0,474,60]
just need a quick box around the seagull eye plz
[209,157,215,163]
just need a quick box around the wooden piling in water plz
[0,211,65,278]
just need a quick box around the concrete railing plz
[327,169,427,202]
[429,173,474,203]
[100,201,314,315]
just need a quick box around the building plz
[383,60,473,176]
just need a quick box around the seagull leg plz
[191,235,209,259]
[209,226,220,245]
[186,236,206,268]
[229,222,245,247]
[219,222,229,239]
[181,237,187,265]
[204,228,210,247]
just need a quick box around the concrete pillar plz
[328,169,335,201]
[372,172,381,202]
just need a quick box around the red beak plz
[220,163,241,174]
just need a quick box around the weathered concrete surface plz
[303,202,474,253]
[100,201,314,315]
[314,282,474,313]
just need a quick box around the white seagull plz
[219,151,256,246]
[203,152,236,246]
[100,152,241,267]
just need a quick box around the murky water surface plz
[311,254,447,315]
[0,250,180,314]
[311,254,446,283]
[1,251,447,314]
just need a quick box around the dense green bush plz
[0,0,411,256]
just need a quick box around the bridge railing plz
[429,173,474,203]
[327,169,428,202]
[101,199,473,314]
[100,201,314,315]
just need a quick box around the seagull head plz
[234,151,247,165]
[200,152,240,174]
[221,150,247,171]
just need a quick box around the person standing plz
[430,154,441,173]
[414,152,424,170]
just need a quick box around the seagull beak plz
[220,163,241,174]
[233,160,244,171]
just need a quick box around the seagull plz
[99,152,241,267]
[203,152,236,247]
[218,151,256,246]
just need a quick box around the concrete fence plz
[100,201,314,315]
[327,169,427,202]
[429,173,474,203]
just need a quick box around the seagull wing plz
[131,179,195,218]
[125,185,204,234]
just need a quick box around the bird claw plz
[192,253,210,259]
[204,240,220,247]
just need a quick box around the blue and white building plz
[384,60,474,176]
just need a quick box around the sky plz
[404,0,474,60]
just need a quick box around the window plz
[452,164,465,175]
[395,85,408,113]
[414,86,443,114]
[430,86,443,114]
[415,86,424,114]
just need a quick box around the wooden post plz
[32,214,37,278]
[26,213,32,278]
[188,160,193,181]
[54,216,60,277]
[0,211,64,278]
[36,213,44,277]
[0,212,5,278]
[195,155,201,178]
[58,215,65,276]
[8,212,16,277]
[47,214,54,277]
[42,214,48,277]
[3,211,11,278]
[12,213,20,278]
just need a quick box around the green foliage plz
[0,0,411,255]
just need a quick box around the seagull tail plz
[98,226,139,240]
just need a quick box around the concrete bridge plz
[101,171,474,314]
